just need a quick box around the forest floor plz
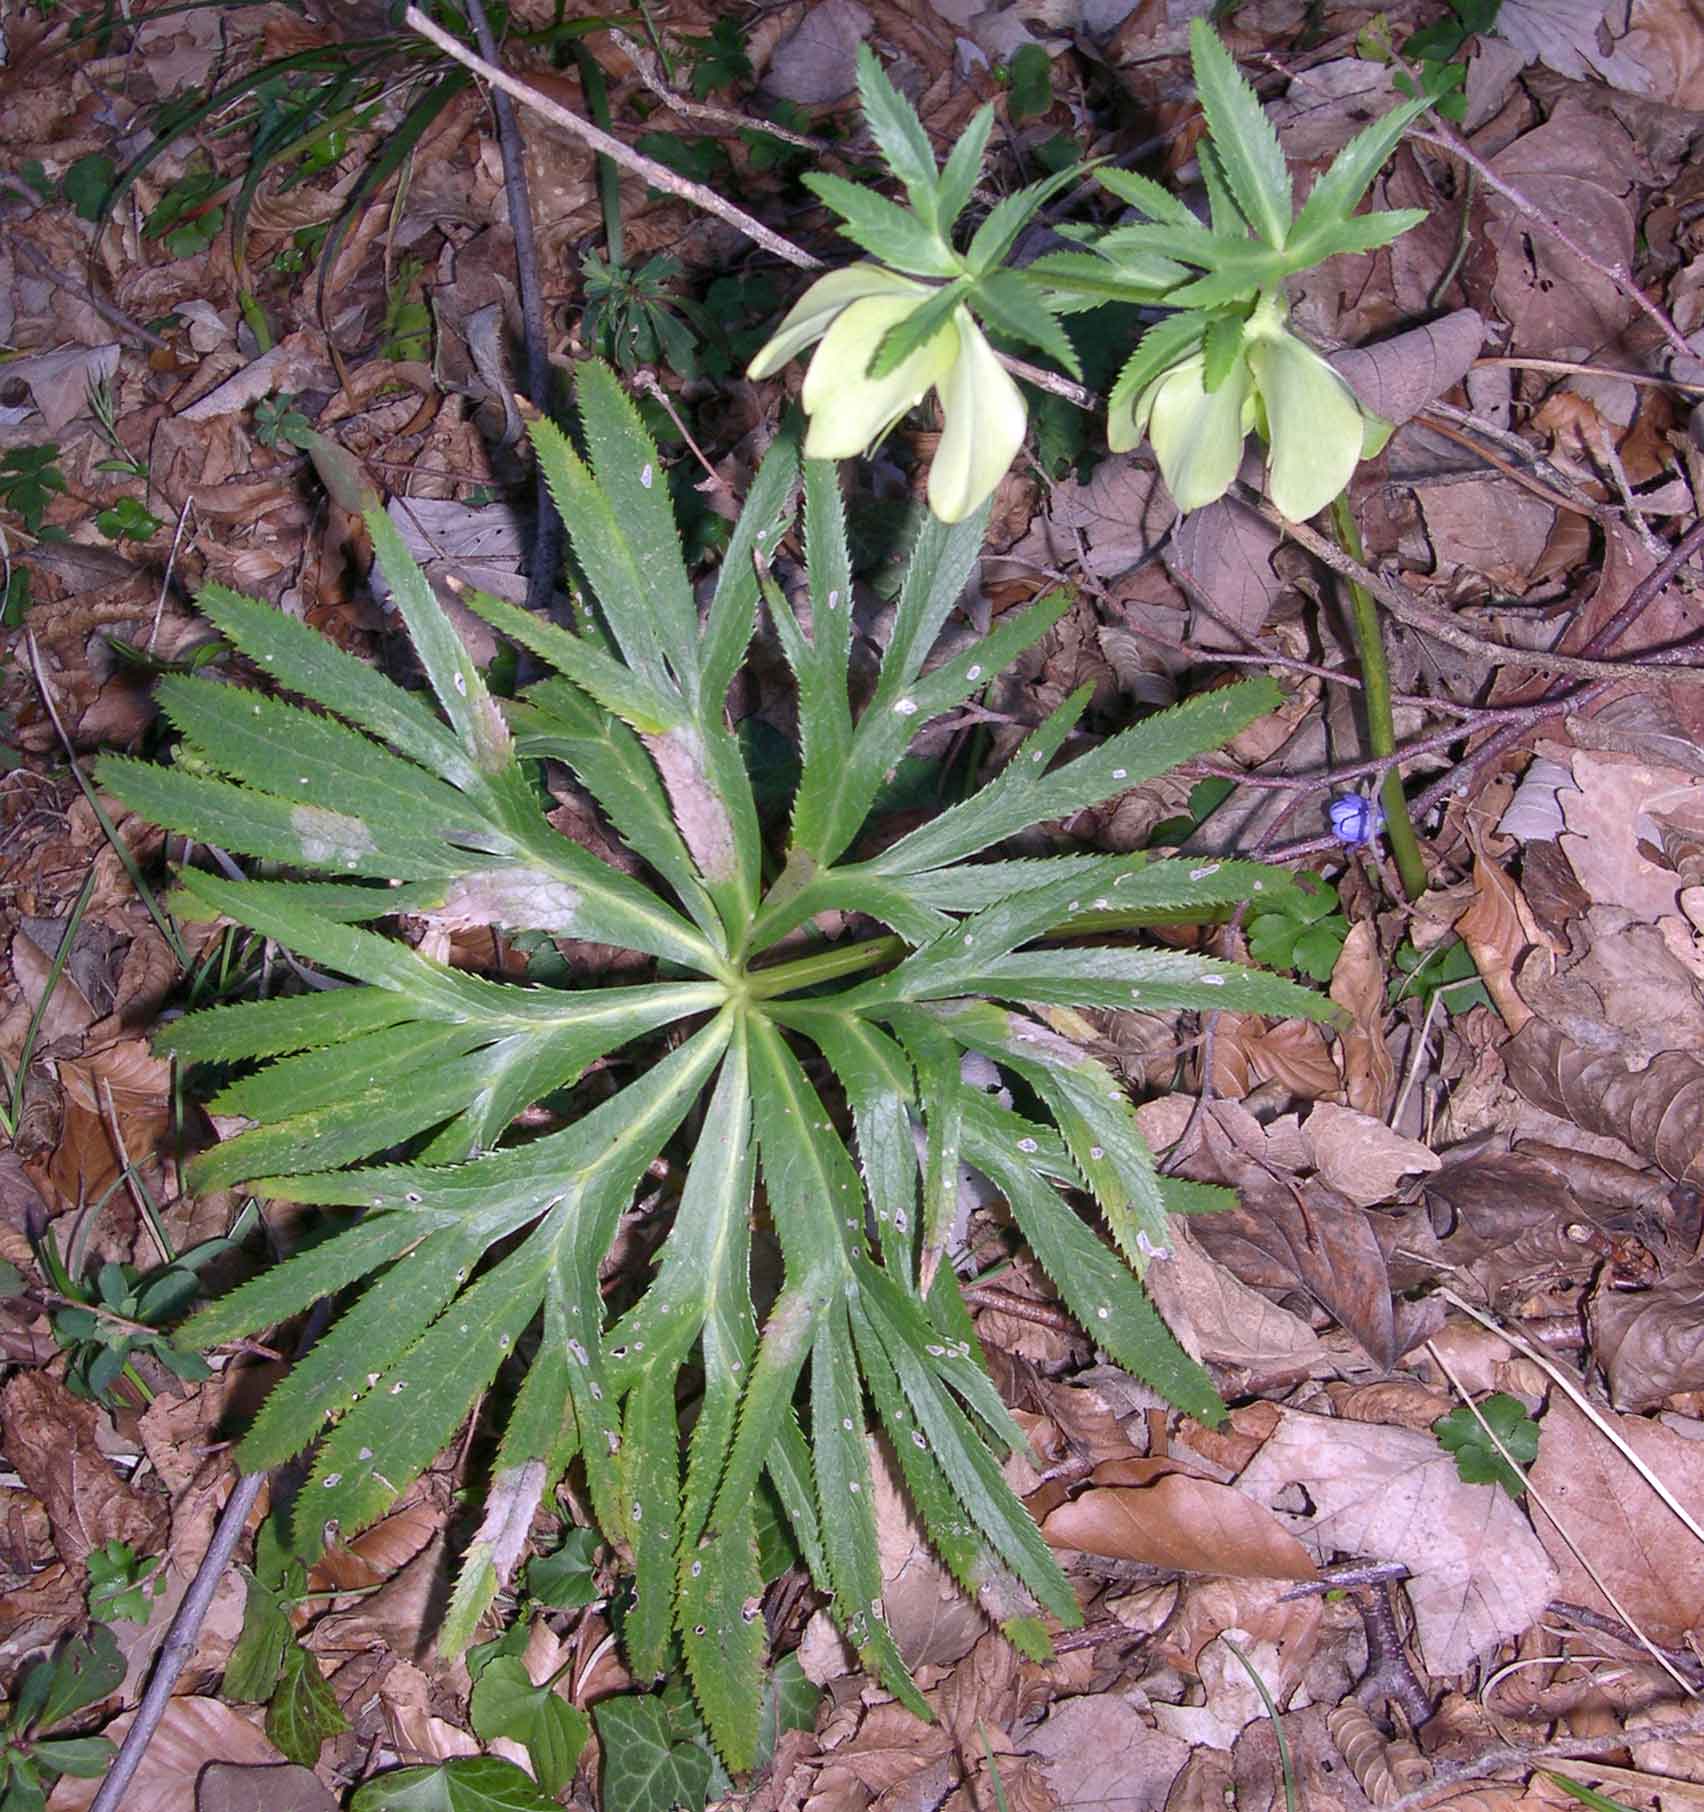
[4,0,1704,1808]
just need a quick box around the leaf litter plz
[5,0,1704,1807]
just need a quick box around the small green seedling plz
[1246,871,1348,982]
[46,1256,214,1405]
[0,448,67,536]
[581,251,712,377]
[85,1540,163,1625]
[254,394,317,452]
[684,18,752,98]
[1434,1391,1539,1496]
[96,496,163,543]
[0,1623,122,1812]
[1390,937,1491,1014]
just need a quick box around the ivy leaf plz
[595,1696,715,1812]
[348,1757,561,1812]
[526,1526,601,1610]
[265,1639,350,1766]
[469,1658,590,1797]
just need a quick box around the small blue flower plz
[1330,793,1385,846]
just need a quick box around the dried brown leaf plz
[1528,1394,1704,1644]
[1238,1409,1559,1675]
[1330,921,1395,1117]
[1041,1476,1320,1582]
[1026,1694,1189,1812]
[0,1372,166,1567]
[1305,1102,1440,1207]
[1590,1257,1704,1409]
[1503,1020,1704,1183]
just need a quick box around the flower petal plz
[1144,352,1251,513]
[1245,328,1366,521]
[928,310,1027,523]
[746,265,929,381]
[800,293,957,460]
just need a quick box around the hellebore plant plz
[1034,18,1429,519]
[758,20,1428,525]
[747,46,1083,521]
[103,365,1331,1767]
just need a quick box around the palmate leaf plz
[1187,16,1292,249]
[115,358,1338,1776]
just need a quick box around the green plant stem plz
[745,935,903,999]
[1329,495,1427,902]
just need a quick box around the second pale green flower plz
[748,264,1026,523]
[1110,295,1386,523]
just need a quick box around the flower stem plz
[1329,495,1427,902]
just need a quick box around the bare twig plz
[1263,498,1704,686]
[609,28,832,153]
[1407,123,1692,362]
[10,237,170,352]
[406,8,821,271]
[458,0,562,620]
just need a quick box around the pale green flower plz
[747,263,1027,523]
[1113,350,1253,513]
[1108,295,1386,521]
[1242,318,1370,522]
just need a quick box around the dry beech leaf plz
[1305,1101,1440,1207]
[1330,920,1394,1117]
[1561,752,1701,923]
[1146,1220,1329,1382]
[1041,1476,1320,1582]
[1589,1256,1704,1408]
[1,1372,167,1567]
[1456,853,1539,1033]
[1238,1408,1559,1675]
[1528,1394,1704,1643]
[1190,1109,1397,1368]
[49,1699,282,1812]
[1334,310,1484,427]
[197,1763,340,1812]
[1167,494,1283,651]
[1503,1020,1704,1183]
[1027,1693,1189,1812]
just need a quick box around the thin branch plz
[608,28,833,153]
[1262,496,1704,686]
[406,7,822,271]
[11,237,170,352]
[1407,123,1691,362]
[458,0,562,620]
[1476,355,1704,396]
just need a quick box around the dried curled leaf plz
[1503,1020,1704,1184]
